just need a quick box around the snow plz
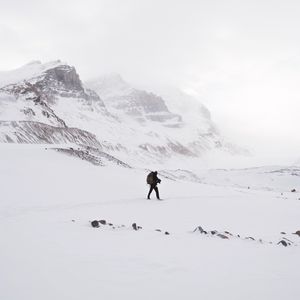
[0,144,299,300]
[0,62,247,168]
[0,60,63,88]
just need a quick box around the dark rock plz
[99,220,106,225]
[132,223,138,231]
[91,220,99,228]
[277,240,289,247]
[293,230,300,237]
[280,232,286,234]
[217,234,229,239]
[210,230,217,235]
[245,236,255,240]
[193,226,205,233]
[108,223,113,226]
[138,226,143,230]
[165,231,170,235]
[291,189,296,192]
[155,229,162,232]
[224,231,233,236]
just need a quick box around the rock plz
[210,230,218,235]
[217,234,229,239]
[291,189,296,192]
[224,231,233,236]
[293,230,300,237]
[283,237,293,243]
[165,232,170,235]
[277,240,289,247]
[155,229,162,232]
[138,226,143,230]
[99,220,106,225]
[245,236,255,241]
[91,220,100,228]
[132,223,138,230]
[280,232,286,234]
[108,223,113,226]
[193,226,205,233]
[71,220,75,222]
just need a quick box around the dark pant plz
[148,184,160,199]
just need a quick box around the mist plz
[1,0,299,165]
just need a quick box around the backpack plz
[146,172,154,184]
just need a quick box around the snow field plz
[0,144,299,300]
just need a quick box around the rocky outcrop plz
[53,146,131,168]
[0,121,101,146]
[86,74,182,125]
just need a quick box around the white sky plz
[0,0,299,164]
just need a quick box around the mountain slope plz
[0,61,245,167]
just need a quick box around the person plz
[147,171,161,200]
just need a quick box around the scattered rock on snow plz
[193,226,206,233]
[224,231,233,236]
[132,223,143,231]
[91,220,100,228]
[217,234,229,239]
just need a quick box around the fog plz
[0,0,299,164]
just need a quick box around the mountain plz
[0,60,245,167]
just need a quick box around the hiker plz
[147,171,161,200]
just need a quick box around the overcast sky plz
[0,0,299,164]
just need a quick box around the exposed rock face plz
[45,65,83,91]
[87,74,182,125]
[0,61,107,128]
[54,146,131,168]
[0,61,246,166]
[0,121,100,146]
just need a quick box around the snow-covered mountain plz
[0,60,244,167]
